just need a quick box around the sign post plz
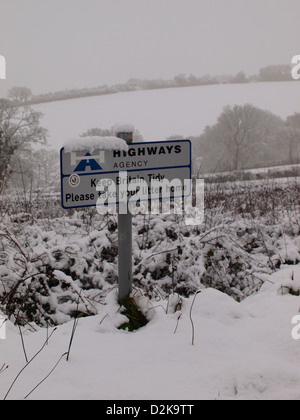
[117,131,133,300]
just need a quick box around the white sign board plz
[60,140,192,209]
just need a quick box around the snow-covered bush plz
[0,178,299,326]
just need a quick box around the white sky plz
[0,0,299,97]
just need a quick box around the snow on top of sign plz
[63,136,129,153]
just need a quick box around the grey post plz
[117,131,133,300]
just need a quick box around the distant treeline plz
[187,105,300,176]
[7,64,298,106]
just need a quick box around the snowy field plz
[34,81,300,150]
[1,265,300,400]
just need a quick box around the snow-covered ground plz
[34,81,300,150]
[1,265,300,400]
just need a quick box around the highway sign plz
[60,139,192,209]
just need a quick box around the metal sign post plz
[117,131,133,300]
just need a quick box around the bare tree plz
[284,113,300,164]
[258,65,292,82]
[9,148,60,195]
[8,87,33,103]
[208,104,283,170]
[32,149,60,190]
[230,71,248,84]
[0,100,48,193]
[286,113,300,130]
[80,127,113,137]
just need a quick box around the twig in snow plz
[173,313,182,335]
[190,291,201,346]
[145,247,179,261]
[46,321,49,345]
[99,313,109,325]
[146,304,167,315]
[0,363,9,375]
[0,230,27,260]
[66,292,82,362]
[165,294,171,314]
[66,317,80,362]
[3,328,57,400]
[18,325,28,363]
[24,352,68,400]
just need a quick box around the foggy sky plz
[0,0,299,97]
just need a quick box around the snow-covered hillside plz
[34,81,300,150]
[1,265,300,400]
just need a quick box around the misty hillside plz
[34,81,300,152]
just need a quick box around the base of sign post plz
[118,212,132,300]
